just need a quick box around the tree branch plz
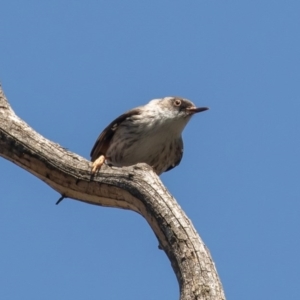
[0,85,225,300]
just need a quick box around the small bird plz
[90,97,208,175]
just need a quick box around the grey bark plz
[0,86,225,300]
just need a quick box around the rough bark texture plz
[0,86,225,300]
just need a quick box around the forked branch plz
[0,86,225,300]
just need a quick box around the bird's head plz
[143,97,209,135]
[148,97,208,120]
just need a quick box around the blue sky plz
[1,1,300,299]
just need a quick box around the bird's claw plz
[91,155,106,173]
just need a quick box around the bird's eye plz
[174,99,181,106]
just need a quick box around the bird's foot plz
[91,155,106,173]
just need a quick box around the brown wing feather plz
[90,108,141,161]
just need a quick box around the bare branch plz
[0,86,225,300]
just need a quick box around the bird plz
[90,97,208,175]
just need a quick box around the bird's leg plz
[91,155,106,173]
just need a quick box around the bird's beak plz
[186,106,209,114]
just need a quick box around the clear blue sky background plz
[1,1,299,299]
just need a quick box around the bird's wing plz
[90,108,141,161]
[164,137,183,173]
